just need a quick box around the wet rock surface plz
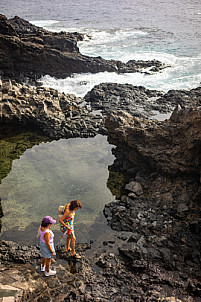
[84,83,164,118]
[85,83,201,118]
[1,235,199,302]
[0,14,168,79]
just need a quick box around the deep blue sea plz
[1,0,201,96]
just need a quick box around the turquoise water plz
[0,135,115,244]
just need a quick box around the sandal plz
[71,253,81,259]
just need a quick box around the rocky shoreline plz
[0,78,103,139]
[0,13,201,302]
[1,92,201,301]
[0,14,168,79]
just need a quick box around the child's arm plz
[44,232,55,256]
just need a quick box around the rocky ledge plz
[0,14,168,79]
[1,77,201,142]
[84,83,201,118]
[105,108,201,176]
[0,78,104,139]
[0,235,197,302]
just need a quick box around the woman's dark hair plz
[41,221,50,227]
[69,200,82,211]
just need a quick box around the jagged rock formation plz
[85,83,201,117]
[105,108,201,176]
[103,109,201,300]
[0,78,103,139]
[0,14,167,79]
[84,83,164,118]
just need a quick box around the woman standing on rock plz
[39,216,57,276]
[59,200,82,259]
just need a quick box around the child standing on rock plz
[39,216,57,276]
[59,200,82,259]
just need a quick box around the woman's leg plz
[66,235,71,252]
[70,235,81,258]
[70,235,76,255]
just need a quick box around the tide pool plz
[0,133,115,245]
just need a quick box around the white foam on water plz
[39,52,201,97]
[31,20,201,95]
[151,110,172,121]
[77,28,149,60]
[30,20,60,28]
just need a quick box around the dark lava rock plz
[0,15,168,79]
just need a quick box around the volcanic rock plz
[105,108,201,176]
[85,83,201,118]
[0,79,103,139]
[0,15,168,79]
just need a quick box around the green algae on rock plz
[107,170,126,199]
[0,124,50,183]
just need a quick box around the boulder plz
[105,108,201,176]
[125,181,143,195]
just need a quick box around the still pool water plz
[0,132,116,245]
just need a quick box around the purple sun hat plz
[42,216,56,224]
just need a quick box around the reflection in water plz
[0,131,115,244]
[0,124,49,232]
[68,261,77,275]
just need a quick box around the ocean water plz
[1,0,201,96]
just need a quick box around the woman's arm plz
[59,207,71,229]
[44,232,54,255]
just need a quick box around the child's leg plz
[45,258,51,272]
[66,235,71,251]
[42,257,46,267]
